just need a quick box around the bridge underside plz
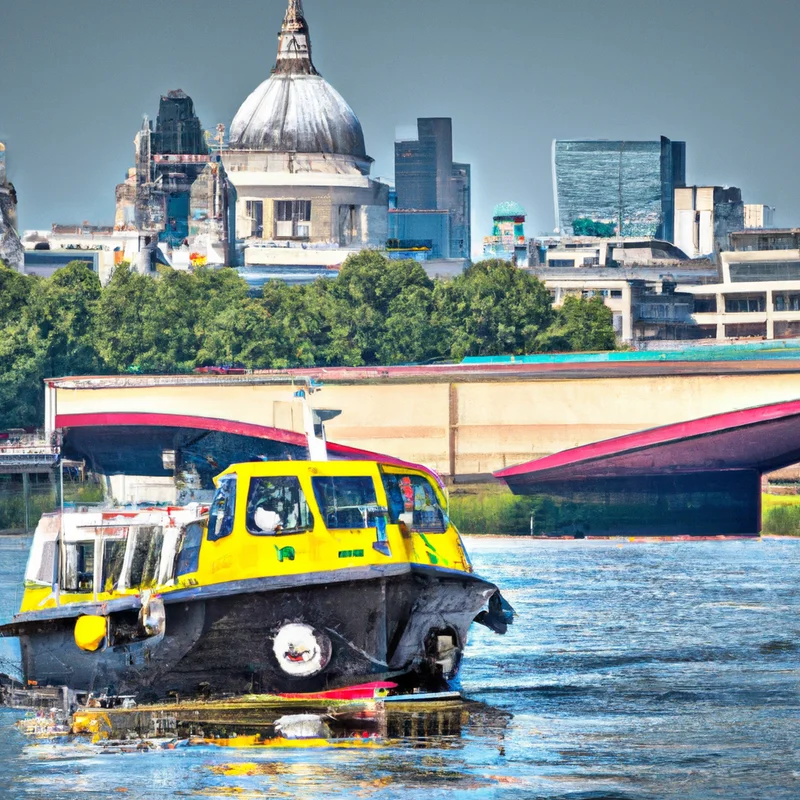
[496,400,800,538]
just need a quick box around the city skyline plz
[3,0,799,255]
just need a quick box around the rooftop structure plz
[553,137,686,241]
[483,202,529,265]
[20,225,142,281]
[674,186,744,259]
[534,236,700,269]
[743,204,775,230]
[728,229,800,252]
[223,0,388,282]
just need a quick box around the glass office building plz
[553,137,686,241]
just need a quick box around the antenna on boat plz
[294,379,340,462]
[54,458,64,607]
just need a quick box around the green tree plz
[434,259,556,360]
[198,297,286,368]
[0,262,35,327]
[572,218,617,237]
[137,267,204,372]
[260,280,328,368]
[548,294,617,352]
[94,264,157,372]
[23,261,102,378]
[0,321,47,428]
[309,252,441,366]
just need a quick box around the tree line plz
[0,252,616,429]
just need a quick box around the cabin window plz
[128,526,165,589]
[311,476,379,530]
[176,522,204,577]
[27,540,57,585]
[208,476,237,542]
[381,473,448,534]
[102,538,127,592]
[63,542,94,593]
[246,477,314,536]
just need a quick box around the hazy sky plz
[3,0,799,254]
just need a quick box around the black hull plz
[12,566,499,701]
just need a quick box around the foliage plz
[0,254,618,429]
[572,218,617,238]
[545,295,618,352]
[452,489,800,537]
[433,260,556,360]
[762,495,800,536]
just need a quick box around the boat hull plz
[10,566,499,701]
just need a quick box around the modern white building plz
[20,226,162,282]
[222,0,389,277]
[679,240,800,340]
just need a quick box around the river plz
[0,535,797,799]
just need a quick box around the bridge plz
[47,351,800,482]
[21,346,800,535]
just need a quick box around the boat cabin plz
[19,460,470,614]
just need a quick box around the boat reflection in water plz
[65,689,512,752]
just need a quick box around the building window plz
[729,262,800,283]
[694,296,717,313]
[725,322,767,338]
[610,290,623,299]
[245,201,264,238]
[724,294,766,314]
[275,200,312,239]
[773,293,800,312]
[549,259,575,267]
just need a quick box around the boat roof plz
[216,460,438,482]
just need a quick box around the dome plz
[229,73,367,158]
[493,201,526,219]
[228,0,368,160]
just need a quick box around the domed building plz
[223,0,389,279]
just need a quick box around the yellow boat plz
[1,458,512,701]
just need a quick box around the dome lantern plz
[275,0,318,76]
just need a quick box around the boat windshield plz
[208,476,237,542]
[246,476,314,535]
[311,476,380,530]
[381,472,448,533]
[128,526,164,589]
[101,535,127,592]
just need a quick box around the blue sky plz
[3,0,799,253]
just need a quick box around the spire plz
[275,0,318,75]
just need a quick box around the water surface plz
[0,535,797,799]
